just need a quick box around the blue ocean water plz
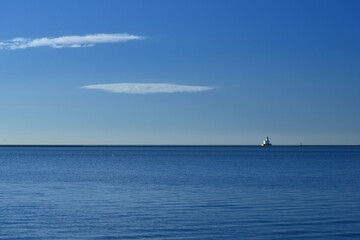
[0,146,360,239]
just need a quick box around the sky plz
[0,0,359,145]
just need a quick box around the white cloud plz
[0,33,144,50]
[81,83,214,94]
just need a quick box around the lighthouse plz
[261,136,272,146]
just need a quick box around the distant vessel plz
[261,136,272,146]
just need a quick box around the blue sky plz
[0,0,359,145]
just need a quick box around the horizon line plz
[0,144,358,147]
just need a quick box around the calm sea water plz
[0,146,359,239]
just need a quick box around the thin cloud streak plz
[0,33,144,50]
[81,83,214,94]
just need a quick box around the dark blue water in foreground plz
[0,146,360,239]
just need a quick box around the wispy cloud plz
[81,83,214,94]
[0,33,144,50]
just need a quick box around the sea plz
[0,146,359,239]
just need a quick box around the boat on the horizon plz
[261,136,272,147]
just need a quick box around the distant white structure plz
[261,136,272,146]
